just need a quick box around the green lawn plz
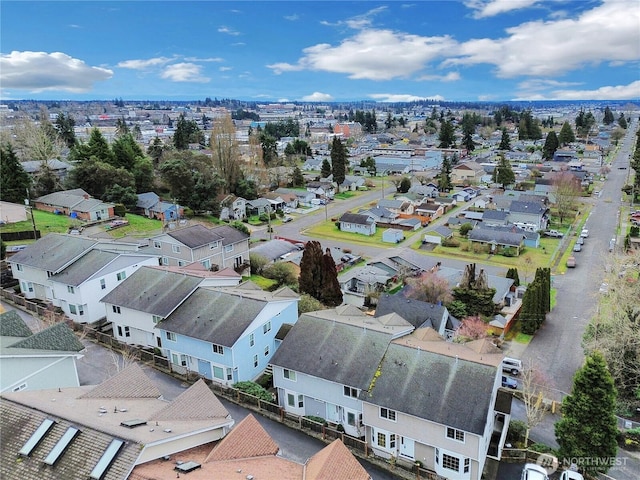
[334,192,356,200]
[247,275,278,289]
[304,222,390,247]
[106,214,163,238]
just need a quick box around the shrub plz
[304,415,326,425]
[459,222,473,237]
[506,419,527,444]
[231,221,249,235]
[442,237,460,247]
[233,381,273,402]
[529,443,557,455]
[113,203,127,217]
[502,247,517,257]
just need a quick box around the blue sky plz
[1,0,639,102]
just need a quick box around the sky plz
[1,0,639,102]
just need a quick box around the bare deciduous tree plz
[405,270,452,304]
[552,171,582,225]
[519,361,554,446]
[210,114,241,194]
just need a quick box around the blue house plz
[155,283,299,385]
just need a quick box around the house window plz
[283,369,296,381]
[22,282,34,293]
[224,244,233,253]
[347,412,356,426]
[263,321,271,334]
[380,407,397,422]
[264,345,270,356]
[16,264,23,271]
[12,383,27,392]
[226,368,233,381]
[78,304,85,316]
[116,271,126,281]
[100,279,106,290]
[234,256,242,268]
[112,305,121,314]
[172,244,181,253]
[253,355,258,368]
[287,393,296,407]
[161,257,169,265]
[390,434,396,449]
[446,427,465,442]
[178,261,185,267]
[166,332,177,342]
[442,454,460,472]
[153,240,161,249]
[249,333,255,346]
[124,326,130,337]
[298,394,304,408]
[376,432,386,448]
[201,259,211,269]
[210,241,219,249]
[69,304,77,315]
[212,344,224,355]
[343,386,358,398]
[67,285,75,294]
[152,315,163,324]
[213,366,224,379]
[464,458,470,474]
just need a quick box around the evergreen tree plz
[558,122,576,145]
[438,119,455,148]
[321,158,332,179]
[320,248,343,307]
[495,155,515,189]
[399,176,411,193]
[437,156,452,192]
[555,352,618,476]
[111,133,144,170]
[330,137,347,192]
[542,131,559,160]
[461,113,476,152]
[291,166,305,187]
[298,241,324,301]
[0,143,31,204]
[618,113,628,129]
[54,112,76,148]
[32,162,62,197]
[520,280,543,334]
[499,127,511,151]
[147,136,165,167]
[506,268,520,287]
[603,106,615,125]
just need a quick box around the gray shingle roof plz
[269,315,393,391]
[250,239,299,262]
[156,288,267,347]
[0,310,33,337]
[80,363,161,399]
[468,228,525,247]
[99,266,202,317]
[482,210,509,221]
[375,294,447,330]
[338,212,374,226]
[151,379,228,421]
[51,249,119,286]
[509,200,547,215]
[363,342,496,435]
[8,234,97,272]
[166,224,249,249]
[9,323,84,352]
[136,192,160,209]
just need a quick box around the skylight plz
[120,419,147,428]
[89,439,125,480]
[44,426,80,465]
[18,418,56,457]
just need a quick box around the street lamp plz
[25,188,38,240]
[265,205,272,240]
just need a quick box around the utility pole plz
[25,188,38,240]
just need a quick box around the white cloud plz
[268,29,456,80]
[184,56,224,63]
[219,66,233,72]
[218,26,241,36]
[284,14,299,21]
[369,93,443,102]
[118,57,172,69]
[0,51,113,93]
[320,6,387,29]
[464,0,542,19]
[416,72,461,82]
[160,63,210,83]
[300,92,334,102]
[517,80,640,100]
[449,0,640,77]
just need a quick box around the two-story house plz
[507,200,548,231]
[269,306,413,438]
[362,330,510,480]
[101,265,242,348]
[50,249,159,323]
[218,194,247,220]
[143,224,250,271]
[155,283,299,385]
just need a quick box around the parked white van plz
[502,357,523,375]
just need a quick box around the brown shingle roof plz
[305,439,371,480]
[151,379,228,421]
[206,414,278,462]
[80,363,161,399]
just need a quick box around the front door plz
[399,436,415,460]
[198,359,211,378]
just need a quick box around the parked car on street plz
[576,237,584,245]
[502,357,523,375]
[580,229,589,238]
[566,256,576,268]
[573,243,582,252]
[559,470,584,480]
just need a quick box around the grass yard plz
[106,214,163,238]
[334,191,356,200]
[247,275,278,290]
[304,221,389,247]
